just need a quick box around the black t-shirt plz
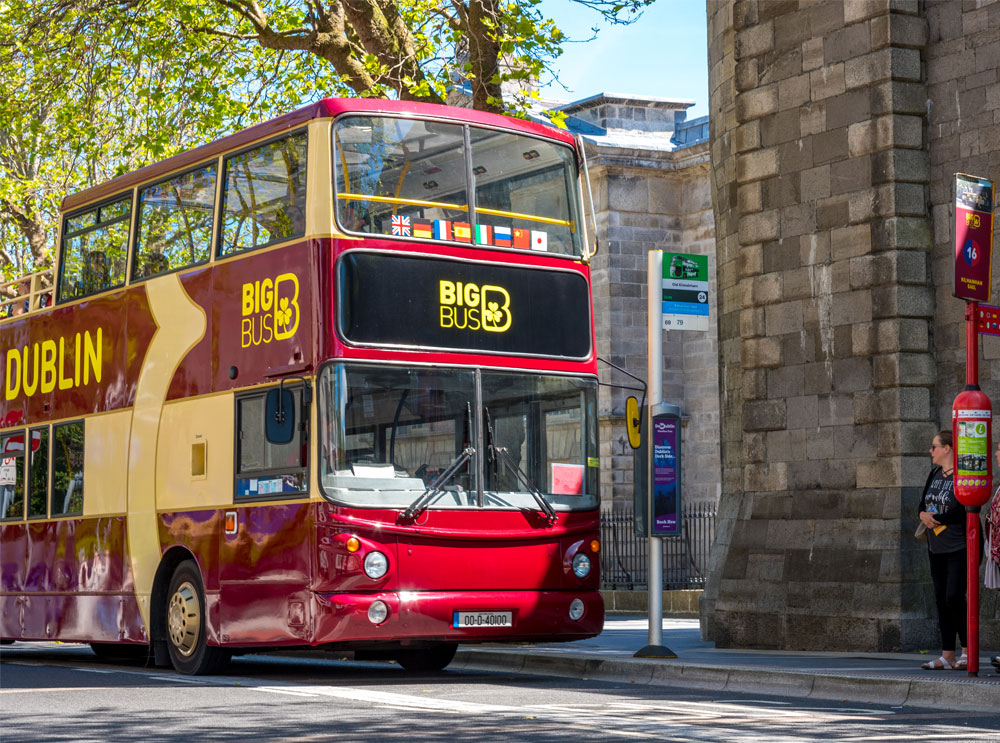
[919,467,966,554]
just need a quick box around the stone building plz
[552,94,719,511]
[703,0,1000,650]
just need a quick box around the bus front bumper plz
[311,589,604,645]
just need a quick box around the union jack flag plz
[390,214,411,236]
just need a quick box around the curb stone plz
[454,649,1000,713]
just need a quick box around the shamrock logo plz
[483,301,503,325]
[276,296,293,329]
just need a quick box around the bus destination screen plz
[338,252,592,359]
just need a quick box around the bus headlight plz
[572,553,591,579]
[368,600,389,625]
[569,598,585,620]
[364,551,389,580]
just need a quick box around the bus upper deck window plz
[134,162,217,280]
[468,128,582,257]
[58,196,131,303]
[219,131,309,256]
[334,116,469,236]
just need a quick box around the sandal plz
[955,654,968,670]
[921,656,954,670]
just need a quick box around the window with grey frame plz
[219,132,309,255]
[134,162,217,279]
[235,388,309,499]
[0,430,26,520]
[59,196,131,302]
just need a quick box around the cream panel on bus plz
[83,410,132,516]
[306,119,333,238]
[156,394,234,511]
[127,273,207,634]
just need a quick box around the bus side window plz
[58,196,131,303]
[219,131,309,256]
[134,162,217,280]
[27,427,49,519]
[234,389,309,500]
[51,422,84,517]
[0,430,26,521]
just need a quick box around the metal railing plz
[600,502,717,590]
[1,269,54,318]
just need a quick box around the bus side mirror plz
[626,396,641,450]
[265,388,296,445]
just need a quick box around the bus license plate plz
[453,611,513,629]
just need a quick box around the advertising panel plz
[650,404,681,537]
[954,174,995,302]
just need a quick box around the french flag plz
[433,220,452,240]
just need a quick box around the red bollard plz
[952,303,991,677]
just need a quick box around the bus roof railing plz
[1,269,55,319]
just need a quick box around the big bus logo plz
[241,273,300,348]
[439,280,511,333]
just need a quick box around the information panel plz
[661,252,709,331]
[954,173,995,302]
[339,252,592,359]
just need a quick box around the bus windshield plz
[334,116,583,256]
[318,364,598,511]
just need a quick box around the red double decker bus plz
[0,98,603,674]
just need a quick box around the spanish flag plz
[454,222,473,243]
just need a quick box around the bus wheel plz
[165,560,230,675]
[395,643,457,672]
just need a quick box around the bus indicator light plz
[346,536,360,553]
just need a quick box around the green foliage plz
[0,0,344,279]
[0,0,654,282]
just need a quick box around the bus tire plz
[394,643,457,672]
[165,560,230,675]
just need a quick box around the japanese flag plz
[530,230,548,251]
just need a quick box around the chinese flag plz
[513,228,530,249]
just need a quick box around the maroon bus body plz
[1,99,603,654]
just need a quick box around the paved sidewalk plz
[452,616,1000,713]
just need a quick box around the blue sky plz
[538,0,709,120]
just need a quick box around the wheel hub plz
[167,580,200,658]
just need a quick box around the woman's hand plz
[920,511,941,528]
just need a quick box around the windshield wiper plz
[399,403,475,523]
[484,407,558,526]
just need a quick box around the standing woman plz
[919,430,969,670]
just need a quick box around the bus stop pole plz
[635,251,674,657]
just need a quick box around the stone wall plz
[571,97,718,510]
[703,0,1000,651]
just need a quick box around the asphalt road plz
[2,643,999,742]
